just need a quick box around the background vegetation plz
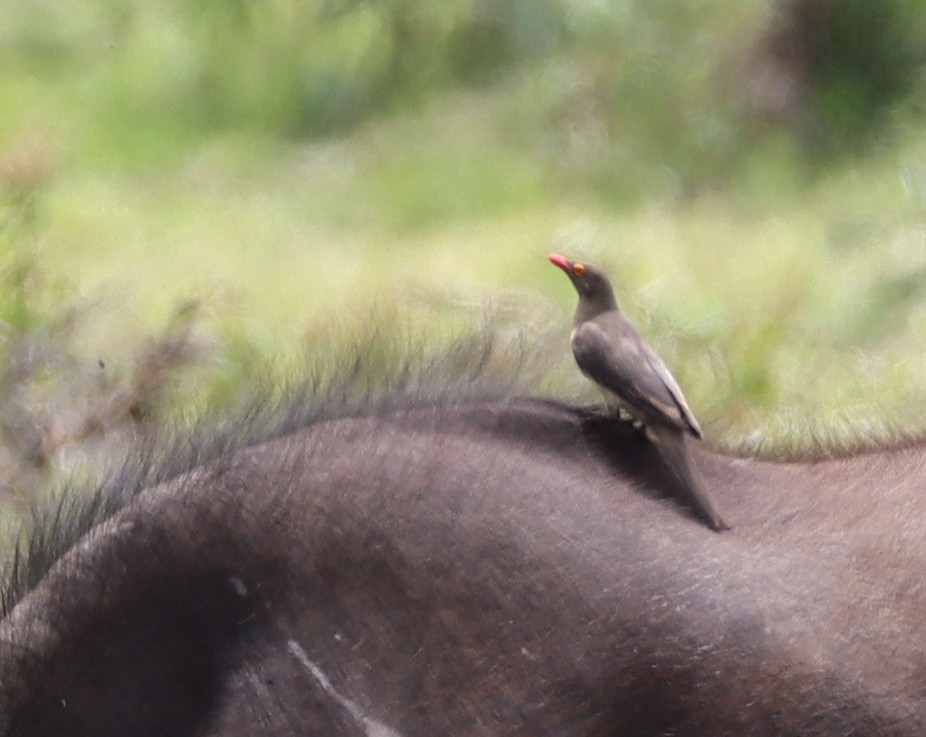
[2,0,926,504]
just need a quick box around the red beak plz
[548,253,571,273]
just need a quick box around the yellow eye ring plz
[573,263,586,276]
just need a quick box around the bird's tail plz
[648,424,730,532]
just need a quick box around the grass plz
[1,0,926,506]
[25,117,926,436]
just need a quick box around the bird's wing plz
[571,317,702,437]
[637,339,702,437]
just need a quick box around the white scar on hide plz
[287,639,404,737]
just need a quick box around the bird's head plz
[548,253,618,315]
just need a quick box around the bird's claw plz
[613,410,648,442]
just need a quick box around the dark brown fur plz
[1,337,925,735]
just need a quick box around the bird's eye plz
[573,263,586,276]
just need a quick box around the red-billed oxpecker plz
[548,253,729,532]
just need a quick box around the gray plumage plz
[549,253,729,532]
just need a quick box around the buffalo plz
[0,333,924,736]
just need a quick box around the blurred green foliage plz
[1,0,926,502]
[3,0,923,192]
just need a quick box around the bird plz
[548,253,729,531]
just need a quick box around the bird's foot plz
[613,411,648,442]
